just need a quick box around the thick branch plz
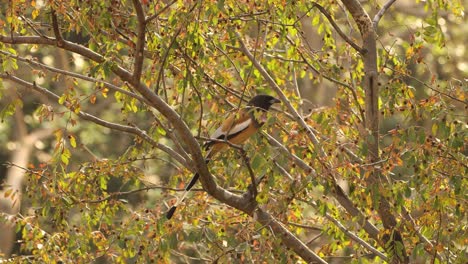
[132,0,146,82]
[373,0,397,29]
[1,31,328,263]
[0,33,233,210]
[0,74,189,169]
[340,1,407,262]
[51,10,64,46]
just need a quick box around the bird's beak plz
[270,98,281,104]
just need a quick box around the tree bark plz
[340,0,408,263]
[0,102,51,257]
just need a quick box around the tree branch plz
[2,31,329,264]
[340,1,408,262]
[131,0,146,83]
[373,0,397,29]
[264,133,381,239]
[0,73,190,169]
[0,33,239,216]
[0,50,149,104]
[145,0,178,23]
[299,198,388,261]
[309,2,364,54]
[254,207,327,263]
[51,10,64,46]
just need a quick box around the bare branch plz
[0,50,149,104]
[287,221,322,231]
[0,73,190,169]
[145,0,178,23]
[254,207,327,263]
[155,27,182,93]
[51,10,64,46]
[264,133,381,239]
[310,2,364,54]
[132,0,146,83]
[301,198,388,261]
[0,34,134,82]
[340,1,407,262]
[235,31,325,157]
[373,0,397,29]
[79,186,205,204]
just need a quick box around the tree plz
[1,0,465,263]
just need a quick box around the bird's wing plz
[210,111,251,140]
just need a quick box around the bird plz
[166,94,280,219]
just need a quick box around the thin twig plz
[386,66,466,105]
[0,50,149,104]
[155,27,182,93]
[299,198,388,261]
[288,221,322,231]
[145,0,178,23]
[79,186,205,204]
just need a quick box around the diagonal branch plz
[235,31,325,157]
[373,0,397,29]
[0,50,149,105]
[298,197,387,261]
[145,0,178,23]
[254,208,327,263]
[310,2,364,54]
[0,32,329,264]
[1,73,190,169]
[264,133,381,239]
[0,34,134,82]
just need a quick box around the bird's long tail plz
[166,153,212,219]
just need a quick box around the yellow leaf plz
[32,9,39,19]
[69,135,77,148]
[102,88,109,98]
[4,188,12,198]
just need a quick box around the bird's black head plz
[247,94,280,111]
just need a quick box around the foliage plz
[0,0,466,263]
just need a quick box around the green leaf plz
[58,94,67,105]
[61,148,71,165]
[251,153,265,169]
[69,135,77,148]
